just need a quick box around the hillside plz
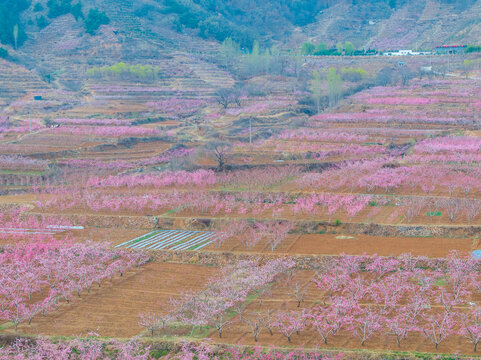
[1,0,479,61]
[304,0,481,50]
[0,0,479,104]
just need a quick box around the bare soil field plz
[205,233,475,257]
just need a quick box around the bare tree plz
[206,141,230,172]
[399,66,414,86]
[376,67,396,86]
[230,86,243,107]
[215,86,243,109]
[215,88,232,109]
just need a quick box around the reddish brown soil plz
[289,234,474,257]
[8,262,217,338]
[205,233,474,257]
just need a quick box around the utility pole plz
[249,117,252,144]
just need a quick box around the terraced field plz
[117,230,218,251]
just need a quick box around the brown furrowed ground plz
[205,233,475,257]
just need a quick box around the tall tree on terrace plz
[13,24,18,50]
[327,67,343,107]
[310,70,323,114]
[220,37,240,68]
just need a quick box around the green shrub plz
[313,43,340,56]
[341,67,368,82]
[150,349,169,359]
[47,0,71,18]
[466,45,481,53]
[70,2,82,20]
[47,0,83,20]
[33,2,44,12]
[301,42,315,55]
[134,4,155,17]
[36,15,49,29]
[84,8,110,35]
[0,47,8,58]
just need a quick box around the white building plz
[384,49,421,56]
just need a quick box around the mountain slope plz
[303,0,481,50]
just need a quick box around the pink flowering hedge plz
[50,126,161,137]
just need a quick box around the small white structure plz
[384,49,421,56]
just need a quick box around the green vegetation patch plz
[47,0,83,20]
[84,8,109,34]
[86,62,162,81]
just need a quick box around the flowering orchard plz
[2,54,481,358]
[0,240,148,331]
[0,336,151,360]
[33,184,481,225]
[147,253,481,353]
[0,337,344,359]
[49,126,161,137]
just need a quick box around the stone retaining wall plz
[26,212,481,239]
